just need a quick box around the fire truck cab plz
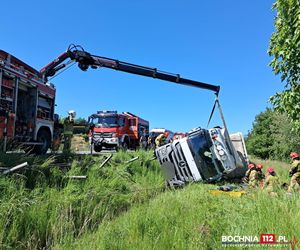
[0,50,57,154]
[88,110,149,152]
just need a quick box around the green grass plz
[0,153,299,250]
[56,157,300,250]
[58,183,300,250]
[0,150,164,249]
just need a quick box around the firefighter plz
[256,164,265,188]
[139,128,148,150]
[155,133,168,148]
[243,163,255,184]
[248,164,259,188]
[52,114,63,152]
[147,136,153,149]
[287,152,300,192]
[264,167,280,196]
[63,110,76,153]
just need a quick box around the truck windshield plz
[187,131,219,180]
[94,116,118,128]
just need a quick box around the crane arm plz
[40,45,220,94]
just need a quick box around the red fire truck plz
[88,111,149,152]
[0,50,57,154]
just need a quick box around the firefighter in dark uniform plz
[139,128,148,150]
[63,110,76,153]
[52,114,63,151]
[288,152,300,192]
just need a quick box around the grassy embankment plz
[0,150,164,249]
[0,148,299,250]
[59,157,300,250]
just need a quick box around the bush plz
[246,108,300,161]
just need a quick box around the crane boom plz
[40,45,220,94]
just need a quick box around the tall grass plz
[55,157,300,250]
[63,184,300,250]
[0,150,164,249]
[1,153,299,249]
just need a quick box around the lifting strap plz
[206,94,238,165]
[206,95,217,128]
[207,94,228,131]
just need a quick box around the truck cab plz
[155,127,248,186]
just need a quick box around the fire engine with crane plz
[0,44,248,183]
[0,44,219,154]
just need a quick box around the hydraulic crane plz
[40,44,220,94]
[40,45,249,182]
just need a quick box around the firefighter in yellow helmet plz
[287,152,300,192]
[63,110,76,153]
[264,167,280,196]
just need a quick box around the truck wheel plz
[94,145,102,152]
[121,141,129,151]
[33,129,51,154]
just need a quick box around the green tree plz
[269,110,300,160]
[74,117,87,125]
[246,109,274,159]
[269,0,300,131]
[246,108,300,161]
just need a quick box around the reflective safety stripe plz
[64,131,73,135]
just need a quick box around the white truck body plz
[155,127,248,186]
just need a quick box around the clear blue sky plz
[1,0,282,135]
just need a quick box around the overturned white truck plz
[155,126,249,186]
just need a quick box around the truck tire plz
[121,141,129,151]
[33,129,51,154]
[94,145,102,152]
